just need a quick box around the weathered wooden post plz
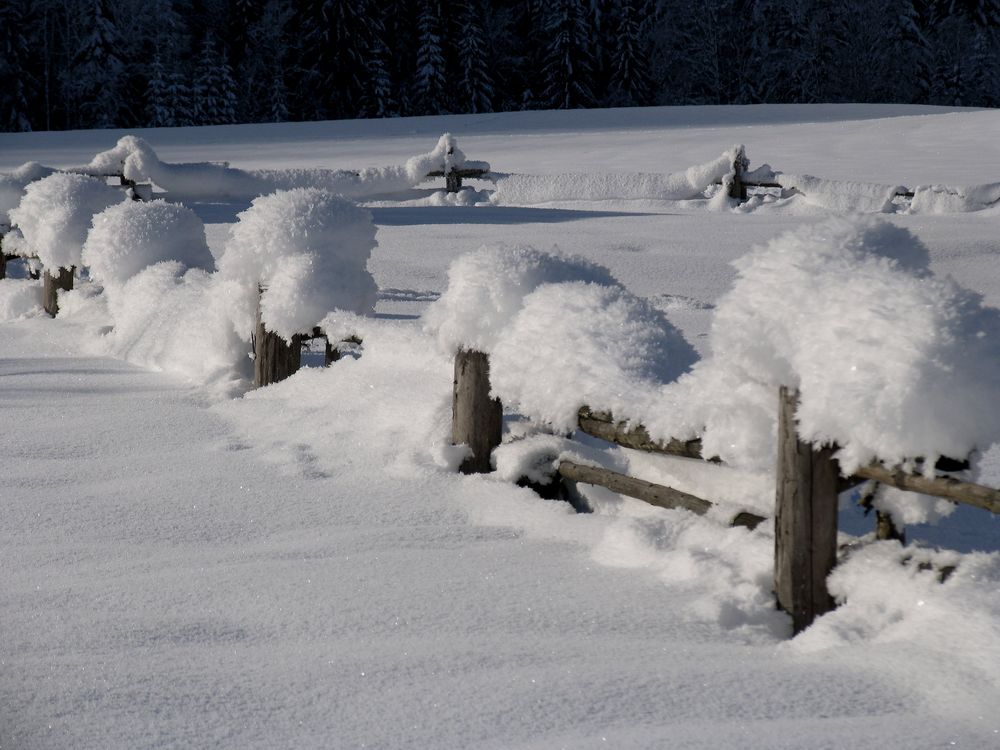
[42,267,74,317]
[445,145,462,193]
[727,145,748,202]
[774,386,840,635]
[253,288,302,388]
[452,349,502,474]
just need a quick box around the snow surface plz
[2,105,1000,749]
[8,172,124,271]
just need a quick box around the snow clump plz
[9,172,123,272]
[220,188,378,341]
[423,244,618,354]
[83,199,215,289]
[490,281,698,432]
[651,216,1000,478]
[0,162,58,225]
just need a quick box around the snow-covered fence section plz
[1,163,58,280]
[490,147,742,205]
[219,188,378,388]
[76,134,490,203]
[8,173,123,316]
[429,225,1000,635]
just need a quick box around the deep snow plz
[2,104,1000,749]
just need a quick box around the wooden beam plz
[852,464,1000,515]
[556,459,764,529]
[774,387,839,635]
[452,349,502,474]
[576,406,713,461]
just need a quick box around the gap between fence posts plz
[451,349,502,474]
[42,267,74,317]
[774,386,840,635]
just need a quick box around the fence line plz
[449,348,1000,636]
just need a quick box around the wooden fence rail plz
[450,349,1000,636]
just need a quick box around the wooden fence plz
[450,348,1000,636]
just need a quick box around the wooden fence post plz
[42,266,74,317]
[774,386,839,635]
[445,144,462,193]
[728,145,748,202]
[452,349,502,474]
[253,289,302,388]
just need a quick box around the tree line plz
[2,0,999,133]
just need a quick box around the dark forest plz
[2,0,998,132]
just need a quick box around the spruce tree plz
[414,0,449,114]
[0,0,33,131]
[608,0,653,106]
[67,0,126,129]
[542,0,597,109]
[459,1,495,113]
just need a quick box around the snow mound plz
[220,188,378,340]
[0,278,43,321]
[910,182,1000,213]
[9,172,123,272]
[102,263,249,394]
[490,147,739,204]
[423,244,619,354]
[775,174,903,213]
[490,281,698,432]
[651,217,1000,480]
[81,134,490,203]
[83,200,215,288]
[0,162,58,225]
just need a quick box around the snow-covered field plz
[2,105,1000,749]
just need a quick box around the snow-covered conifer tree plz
[459,1,495,113]
[0,0,34,131]
[541,0,597,109]
[608,0,653,106]
[414,0,449,115]
[66,0,125,129]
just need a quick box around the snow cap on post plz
[9,172,123,272]
[82,199,214,289]
[654,216,1000,488]
[423,244,619,355]
[220,188,378,341]
[0,162,58,226]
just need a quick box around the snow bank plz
[775,174,903,213]
[83,200,214,289]
[423,244,619,354]
[491,282,697,432]
[0,278,43,321]
[9,173,123,271]
[910,182,1000,213]
[81,134,490,203]
[490,147,739,204]
[0,162,57,226]
[220,188,377,340]
[651,217,1000,479]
